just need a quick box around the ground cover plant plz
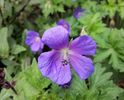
[0,0,124,100]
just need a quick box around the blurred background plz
[0,0,124,100]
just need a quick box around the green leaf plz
[89,63,123,100]
[49,63,123,100]
[90,63,113,88]
[40,0,54,17]
[14,77,40,100]
[95,28,124,72]
[78,13,105,37]
[11,45,26,55]
[0,89,14,100]
[0,0,4,8]
[40,0,64,17]
[29,0,41,5]
[0,27,9,58]
[118,92,124,100]
[16,58,50,98]
[0,58,51,100]
[2,1,12,18]
[94,49,112,63]
[24,58,51,90]
[51,71,88,100]
[2,58,19,75]
[13,58,51,99]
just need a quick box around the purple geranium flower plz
[25,30,43,52]
[73,7,85,19]
[57,19,71,34]
[38,26,96,85]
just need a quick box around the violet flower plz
[38,26,96,85]
[57,19,71,34]
[73,7,85,19]
[25,30,43,52]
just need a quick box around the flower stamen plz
[62,59,69,66]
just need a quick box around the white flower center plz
[35,37,40,42]
[61,48,69,66]
[61,48,69,59]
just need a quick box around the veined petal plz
[69,35,96,56]
[42,26,69,49]
[38,50,71,85]
[69,51,94,80]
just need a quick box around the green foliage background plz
[0,0,124,100]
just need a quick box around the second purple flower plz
[25,31,44,52]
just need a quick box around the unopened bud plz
[80,27,87,36]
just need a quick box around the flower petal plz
[31,40,43,52]
[25,30,39,46]
[38,50,71,85]
[73,7,85,19]
[69,35,96,56]
[57,19,71,34]
[31,42,40,52]
[69,51,94,80]
[42,26,69,49]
